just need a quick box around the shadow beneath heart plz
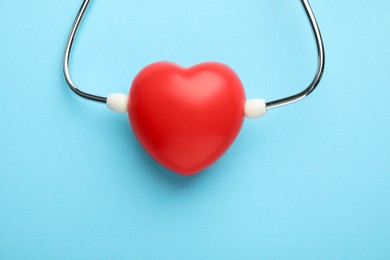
[112,117,211,189]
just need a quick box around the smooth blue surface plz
[1,0,389,259]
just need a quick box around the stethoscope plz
[63,0,325,175]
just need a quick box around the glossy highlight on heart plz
[128,62,246,175]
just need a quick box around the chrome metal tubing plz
[63,0,106,103]
[266,0,325,110]
[63,0,325,109]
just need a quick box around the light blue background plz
[1,0,389,259]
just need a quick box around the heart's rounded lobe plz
[128,62,245,175]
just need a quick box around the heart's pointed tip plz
[158,163,204,176]
[174,171,201,177]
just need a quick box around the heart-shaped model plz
[128,62,246,175]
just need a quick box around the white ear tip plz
[107,93,128,113]
[245,99,267,119]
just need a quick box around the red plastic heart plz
[128,62,245,175]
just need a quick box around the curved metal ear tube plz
[63,0,325,110]
[266,0,325,110]
[63,0,107,104]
